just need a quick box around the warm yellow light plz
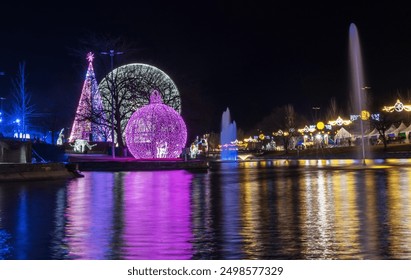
[382,99,411,112]
[328,116,352,126]
[361,110,370,120]
[259,133,265,140]
[317,121,325,130]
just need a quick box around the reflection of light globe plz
[125,91,187,159]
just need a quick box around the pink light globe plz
[125,90,187,159]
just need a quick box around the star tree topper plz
[87,52,94,63]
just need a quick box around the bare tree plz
[12,62,35,138]
[206,132,220,152]
[369,111,391,151]
[95,64,181,153]
[281,104,298,153]
[255,104,299,153]
[325,97,341,121]
[69,35,181,154]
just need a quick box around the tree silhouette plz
[369,111,392,151]
[97,63,181,153]
[12,62,35,138]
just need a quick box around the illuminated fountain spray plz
[220,108,238,160]
[349,23,368,165]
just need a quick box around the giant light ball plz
[125,90,187,159]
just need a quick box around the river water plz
[1,159,411,260]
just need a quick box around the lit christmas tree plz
[69,52,108,142]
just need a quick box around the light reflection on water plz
[1,159,411,259]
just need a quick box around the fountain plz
[220,108,238,160]
[349,23,368,165]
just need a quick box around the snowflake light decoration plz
[328,116,352,126]
[125,90,187,159]
[383,99,411,112]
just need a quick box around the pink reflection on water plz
[123,170,194,259]
[65,173,114,259]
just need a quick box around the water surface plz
[1,159,411,259]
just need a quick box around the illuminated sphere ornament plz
[125,90,187,159]
[99,63,181,144]
[316,121,325,130]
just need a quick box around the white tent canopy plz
[402,123,411,133]
[392,122,407,135]
[385,124,397,136]
[367,128,379,138]
[335,127,352,139]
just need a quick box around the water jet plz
[349,23,369,165]
[220,108,238,161]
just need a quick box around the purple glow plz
[125,90,187,159]
[65,173,114,259]
[69,52,106,142]
[123,171,193,259]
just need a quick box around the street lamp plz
[101,50,124,158]
[312,106,320,122]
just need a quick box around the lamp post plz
[101,50,123,158]
[312,106,320,123]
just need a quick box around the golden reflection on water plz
[386,167,411,259]
[232,159,411,259]
[272,172,299,257]
[299,170,337,259]
[333,170,362,259]
[240,168,263,259]
[362,172,379,258]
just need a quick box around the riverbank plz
[0,162,82,182]
[2,144,408,182]
[67,154,209,171]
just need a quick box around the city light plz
[328,116,352,126]
[382,99,411,112]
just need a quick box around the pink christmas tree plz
[69,52,107,142]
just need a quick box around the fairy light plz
[382,99,411,112]
[328,116,352,126]
[125,90,187,159]
[69,52,106,142]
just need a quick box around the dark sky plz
[2,1,411,137]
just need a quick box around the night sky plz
[2,1,411,139]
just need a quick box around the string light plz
[382,99,411,112]
[69,52,107,142]
[328,116,352,126]
[125,90,187,159]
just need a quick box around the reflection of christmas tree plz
[69,52,108,142]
